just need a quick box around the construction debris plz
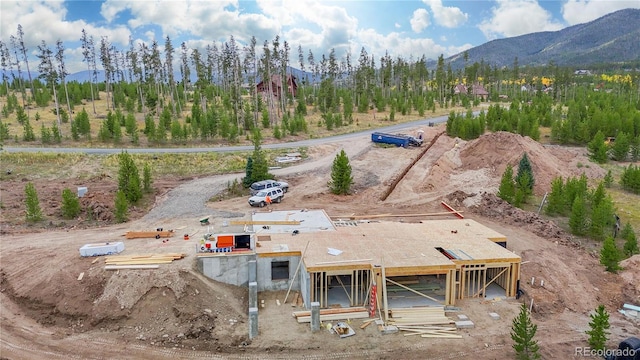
[105,264,161,270]
[104,253,185,266]
[124,230,175,239]
[331,322,355,338]
[293,307,369,323]
[387,307,460,339]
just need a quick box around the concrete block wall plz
[198,254,253,286]
[256,255,301,291]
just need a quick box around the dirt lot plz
[1,127,639,359]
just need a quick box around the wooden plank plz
[330,211,465,220]
[440,201,464,219]
[292,307,367,318]
[381,258,389,324]
[229,220,301,226]
[360,319,374,329]
[314,259,373,265]
[472,267,508,298]
[296,311,370,323]
[386,278,444,305]
[283,240,311,304]
[105,265,160,270]
[124,231,175,239]
[77,272,84,281]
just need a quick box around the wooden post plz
[283,240,311,304]
[381,258,389,324]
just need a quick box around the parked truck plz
[371,132,423,147]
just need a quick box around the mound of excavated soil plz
[456,132,605,195]
[620,255,640,304]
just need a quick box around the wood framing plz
[255,217,520,311]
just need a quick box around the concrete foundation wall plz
[198,254,254,287]
[256,255,301,291]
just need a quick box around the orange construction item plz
[183,234,189,240]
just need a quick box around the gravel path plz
[141,135,373,223]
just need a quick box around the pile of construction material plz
[292,306,369,323]
[388,307,460,338]
[104,253,185,270]
[124,229,175,239]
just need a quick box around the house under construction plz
[197,210,521,310]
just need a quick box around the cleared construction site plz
[197,209,521,336]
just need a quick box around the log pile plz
[388,307,460,338]
[104,253,185,270]
[292,306,369,323]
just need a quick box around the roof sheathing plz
[256,218,519,274]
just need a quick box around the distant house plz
[471,83,489,100]
[574,69,592,76]
[453,83,468,95]
[256,74,298,99]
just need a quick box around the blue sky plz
[1,0,639,74]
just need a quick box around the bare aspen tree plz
[36,40,61,127]
[80,29,98,114]
[55,39,72,122]
[17,25,35,100]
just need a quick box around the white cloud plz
[410,8,431,33]
[478,0,564,39]
[356,28,471,62]
[422,0,468,28]
[562,0,640,25]
[0,1,131,73]
[395,23,401,29]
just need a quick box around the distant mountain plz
[446,8,640,69]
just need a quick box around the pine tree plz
[586,305,610,351]
[329,149,353,195]
[514,170,532,207]
[142,163,152,193]
[569,196,588,236]
[545,176,564,216]
[243,157,254,188]
[249,129,271,183]
[511,302,541,360]
[603,170,613,188]
[621,222,639,257]
[587,131,608,163]
[24,182,43,222]
[515,153,534,192]
[600,236,621,273]
[498,164,516,204]
[114,190,128,223]
[61,188,80,219]
[117,151,142,204]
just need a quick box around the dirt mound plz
[0,262,248,351]
[620,255,640,304]
[468,192,575,245]
[458,131,605,194]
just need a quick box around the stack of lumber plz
[124,230,175,239]
[104,253,185,270]
[388,307,460,339]
[293,306,369,323]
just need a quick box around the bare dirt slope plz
[1,127,638,360]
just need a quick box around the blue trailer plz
[371,132,422,147]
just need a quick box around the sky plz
[1,0,639,74]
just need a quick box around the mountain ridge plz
[445,8,640,69]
